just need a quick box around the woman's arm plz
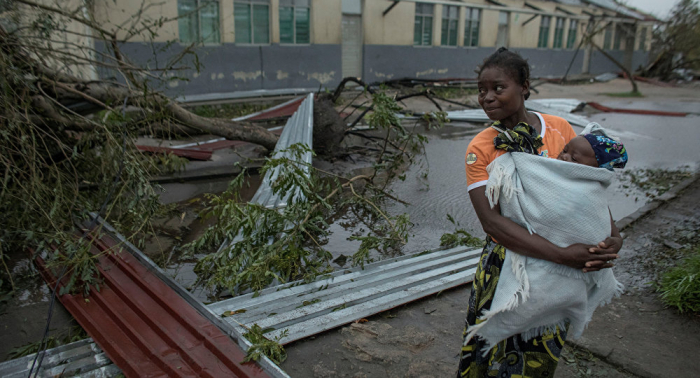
[470,186,619,270]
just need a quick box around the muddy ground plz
[280,172,700,378]
[1,78,700,377]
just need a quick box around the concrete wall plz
[96,42,341,94]
[83,0,655,96]
[362,45,590,82]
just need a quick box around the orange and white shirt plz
[465,113,577,192]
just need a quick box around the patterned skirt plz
[457,237,568,378]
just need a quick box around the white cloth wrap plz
[466,152,624,353]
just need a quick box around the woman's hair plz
[477,47,531,100]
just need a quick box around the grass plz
[430,87,478,100]
[190,103,271,119]
[603,91,645,98]
[657,248,700,313]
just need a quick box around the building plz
[85,0,659,97]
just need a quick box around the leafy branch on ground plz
[186,89,436,295]
[439,214,485,249]
[619,167,692,199]
[657,247,700,313]
[242,324,288,365]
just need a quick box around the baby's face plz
[557,136,598,167]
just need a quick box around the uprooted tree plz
[647,0,700,80]
[0,0,445,298]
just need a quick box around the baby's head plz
[558,134,628,170]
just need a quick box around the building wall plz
[85,0,655,96]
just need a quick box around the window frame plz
[566,19,578,49]
[279,0,311,45]
[538,15,551,48]
[637,26,647,51]
[552,17,565,49]
[177,0,221,45]
[613,24,624,50]
[463,7,480,48]
[414,3,434,46]
[603,24,613,50]
[235,0,271,45]
[441,5,459,47]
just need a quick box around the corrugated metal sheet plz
[30,228,272,378]
[177,89,316,104]
[435,99,590,127]
[208,246,481,345]
[0,339,121,378]
[249,93,314,210]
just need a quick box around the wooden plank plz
[208,247,478,314]
[227,250,481,324]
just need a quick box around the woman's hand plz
[557,243,618,271]
[582,236,623,272]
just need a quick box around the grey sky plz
[625,0,682,19]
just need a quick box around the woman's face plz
[477,67,528,121]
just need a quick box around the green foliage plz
[430,87,478,99]
[187,89,429,295]
[242,324,288,364]
[657,249,700,313]
[620,168,692,199]
[0,15,170,296]
[650,0,700,78]
[440,214,485,249]
[190,103,270,119]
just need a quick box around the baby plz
[558,134,628,169]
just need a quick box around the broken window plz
[280,0,310,44]
[177,0,220,44]
[464,7,480,47]
[235,0,270,44]
[441,5,458,46]
[414,3,433,46]
[553,17,565,49]
[566,19,578,49]
[538,16,551,48]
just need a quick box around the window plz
[178,0,220,44]
[496,11,509,47]
[613,24,624,50]
[414,3,433,46]
[235,0,270,44]
[603,24,612,49]
[280,0,309,44]
[538,16,551,48]
[566,19,578,49]
[464,8,480,47]
[638,27,647,51]
[441,5,458,46]
[553,17,565,49]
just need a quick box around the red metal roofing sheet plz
[136,145,213,160]
[33,231,269,378]
[587,102,688,117]
[247,97,305,121]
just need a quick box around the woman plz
[458,48,623,377]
